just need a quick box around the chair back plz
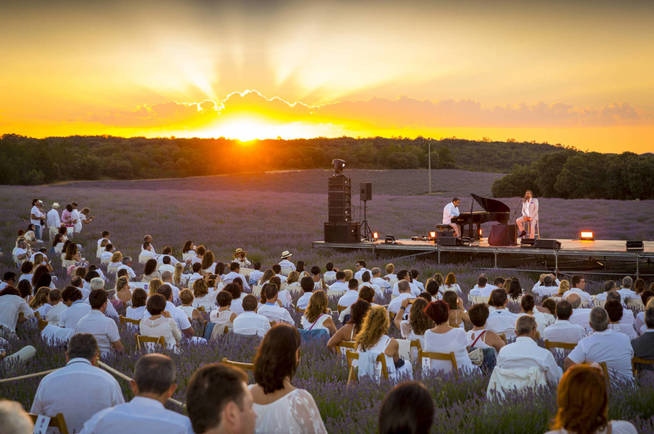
[136,334,165,352]
[119,316,140,327]
[337,305,348,313]
[346,350,388,385]
[221,357,255,371]
[632,356,654,377]
[544,340,577,351]
[420,351,459,378]
[30,412,69,434]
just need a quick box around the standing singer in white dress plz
[516,190,539,238]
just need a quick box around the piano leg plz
[475,222,481,240]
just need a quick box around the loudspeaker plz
[324,222,360,243]
[626,240,644,252]
[328,175,352,224]
[438,236,460,246]
[360,183,372,201]
[488,224,517,246]
[534,239,561,250]
[520,238,536,247]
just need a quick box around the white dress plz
[250,387,327,434]
[300,313,330,332]
[423,328,479,375]
[357,335,413,382]
[545,420,637,434]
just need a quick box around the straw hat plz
[52,202,60,209]
[234,248,246,255]
[280,250,293,259]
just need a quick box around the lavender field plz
[2,169,654,433]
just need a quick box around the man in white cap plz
[46,202,62,241]
[278,251,296,276]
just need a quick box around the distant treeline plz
[0,134,568,185]
[492,150,654,200]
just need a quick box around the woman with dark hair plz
[250,324,327,434]
[181,240,195,263]
[19,261,34,285]
[301,290,336,336]
[201,250,216,275]
[507,278,523,301]
[466,304,505,352]
[425,279,439,300]
[327,300,371,353]
[439,272,462,297]
[442,290,471,329]
[547,364,636,434]
[379,381,434,434]
[126,288,147,320]
[31,267,52,291]
[30,286,51,317]
[393,298,433,348]
[141,258,160,283]
[423,300,477,375]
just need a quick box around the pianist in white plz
[516,190,539,238]
[442,197,461,238]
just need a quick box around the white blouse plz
[250,387,327,434]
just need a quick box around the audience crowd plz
[1,200,652,433]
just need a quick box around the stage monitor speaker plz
[626,240,644,252]
[520,238,536,247]
[534,239,561,250]
[359,183,372,201]
[438,236,460,246]
[324,222,360,243]
[488,224,517,246]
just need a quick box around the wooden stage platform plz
[312,238,654,276]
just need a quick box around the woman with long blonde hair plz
[301,290,336,335]
[107,251,123,275]
[440,272,462,297]
[173,262,184,287]
[557,279,570,296]
[147,278,163,297]
[201,250,216,274]
[355,306,412,380]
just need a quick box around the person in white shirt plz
[257,284,294,325]
[543,300,586,344]
[442,197,461,238]
[490,315,562,397]
[0,286,34,333]
[468,274,497,299]
[520,294,554,336]
[328,271,349,296]
[223,262,251,292]
[248,262,264,287]
[233,248,252,269]
[99,244,114,266]
[46,202,62,241]
[31,333,124,433]
[96,231,111,259]
[148,285,196,339]
[81,353,193,434]
[71,202,83,234]
[392,270,421,297]
[12,238,30,267]
[117,257,137,280]
[158,256,176,276]
[388,281,413,316]
[323,262,337,285]
[140,294,181,350]
[74,289,124,357]
[561,275,592,306]
[566,293,593,333]
[58,286,89,329]
[29,199,45,241]
[360,271,383,299]
[353,260,369,282]
[565,307,635,385]
[617,276,639,302]
[516,190,539,239]
[533,275,559,298]
[370,267,391,294]
[296,277,315,311]
[45,289,67,325]
[605,299,637,339]
[157,246,180,266]
[233,295,272,337]
[160,271,180,303]
[486,289,520,339]
[337,279,360,309]
[278,251,296,275]
[186,363,257,434]
[301,290,337,336]
[138,241,157,265]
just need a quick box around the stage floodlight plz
[332,159,346,174]
[429,231,436,241]
[373,232,379,241]
[579,231,594,241]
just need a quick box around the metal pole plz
[428,141,432,194]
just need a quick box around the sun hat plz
[280,250,293,259]
[52,202,60,209]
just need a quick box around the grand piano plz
[452,193,511,240]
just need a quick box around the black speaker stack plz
[325,174,360,243]
[360,182,372,201]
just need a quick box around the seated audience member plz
[138,241,157,265]
[468,274,496,299]
[605,291,636,335]
[370,267,391,294]
[113,276,132,307]
[0,400,33,434]
[140,294,181,350]
[99,244,114,265]
[394,298,433,348]
[31,333,124,433]
[117,256,137,280]
[339,285,375,323]
[488,316,562,399]
[565,293,593,333]
[125,288,147,321]
[565,307,634,385]
[422,301,477,375]
[562,275,592,306]
[151,285,195,339]
[534,274,559,298]
[193,279,216,312]
[301,290,336,336]
[635,291,654,334]
[632,306,654,376]
[328,271,349,296]
[360,271,382,299]
[158,255,176,276]
[233,294,271,337]
[388,281,414,316]
[355,306,413,381]
[543,300,585,344]
[141,258,161,283]
[248,262,264,287]
[617,276,638,301]
[337,279,360,310]
[378,381,434,434]
[546,364,637,434]
[278,250,296,275]
[250,324,327,434]
[506,278,523,302]
[392,270,420,298]
[223,262,251,292]
[44,289,66,325]
[257,283,294,325]
[0,286,34,333]
[74,289,124,357]
[322,262,337,285]
[296,276,315,311]
[443,290,470,329]
[186,363,256,434]
[178,289,201,323]
[327,300,371,353]
[81,353,193,433]
[486,289,519,339]
[30,286,51,317]
[605,299,637,339]
[209,291,237,335]
[520,294,554,336]
[466,303,506,352]
[0,272,17,291]
[595,280,618,302]
[225,283,245,315]
[556,279,570,297]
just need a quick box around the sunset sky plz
[2,0,653,153]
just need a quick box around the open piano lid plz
[470,193,510,213]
